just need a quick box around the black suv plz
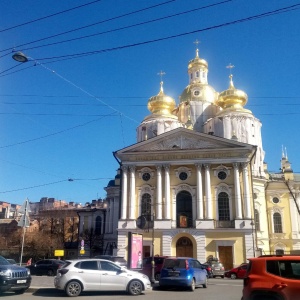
[0,255,31,294]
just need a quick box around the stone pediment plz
[116,128,253,156]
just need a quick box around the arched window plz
[273,212,283,233]
[95,216,102,235]
[254,209,260,231]
[218,192,230,220]
[141,193,152,221]
[176,191,193,228]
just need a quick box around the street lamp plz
[12,52,29,63]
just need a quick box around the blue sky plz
[0,0,299,205]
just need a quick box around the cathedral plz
[105,44,300,270]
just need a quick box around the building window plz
[218,192,230,221]
[273,212,283,233]
[275,249,284,255]
[142,172,150,181]
[141,193,152,221]
[95,216,102,235]
[176,191,192,228]
[217,171,227,180]
[273,197,280,204]
[179,172,188,181]
[196,71,199,77]
[254,209,260,231]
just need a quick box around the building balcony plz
[214,220,235,228]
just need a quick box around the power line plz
[0,0,104,34]
[0,0,177,54]
[28,3,300,63]
[0,113,116,149]
[5,0,234,55]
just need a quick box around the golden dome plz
[188,48,208,70]
[180,83,217,103]
[146,81,177,118]
[217,74,250,112]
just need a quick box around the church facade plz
[105,45,300,269]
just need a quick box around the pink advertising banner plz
[129,233,143,269]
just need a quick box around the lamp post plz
[151,213,155,283]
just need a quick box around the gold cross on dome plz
[226,63,235,75]
[157,70,166,82]
[193,39,200,47]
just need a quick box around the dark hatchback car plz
[26,259,65,276]
[140,256,167,281]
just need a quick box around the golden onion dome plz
[180,83,217,104]
[188,48,208,71]
[217,74,249,111]
[146,81,177,117]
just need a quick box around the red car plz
[242,255,300,300]
[225,263,248,279]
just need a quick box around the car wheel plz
[190,279,195,291]
[128,279,143,295]
[203,277,208,288]
[65,280,82,297]
[154,272,160,281]
[221,276,224,279]
[230,273,237,279]
[47,269,54,276]
[14,289,26,294]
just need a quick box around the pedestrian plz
[26,258,32,266]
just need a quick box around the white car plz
[54,258,151,297]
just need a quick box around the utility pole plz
[17,198,31,266]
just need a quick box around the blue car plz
[159,257,208,291]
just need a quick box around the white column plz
[121,166,128,220]
[156,165,162,219]
[196,163,203,219]
[129,166,136,219]
[233,163,242,219]
[242,163,251,219]
[164,165,171,219]
[204,164,212,219]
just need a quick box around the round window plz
[218,171,227,180]
[179,172,188,181]
[142,172,151,181]
[194,90,200,96]
[272,197,280,204]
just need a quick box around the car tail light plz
[185,260,189,270]
[58,269,69,275]
[207,267,212,271]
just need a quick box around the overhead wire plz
[2,0,234,55]
[0,0,104,34]
[0,0,177,55]
[28,3,300,63]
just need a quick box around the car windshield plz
[0,256,11,265]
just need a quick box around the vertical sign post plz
[17,198,31,266]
